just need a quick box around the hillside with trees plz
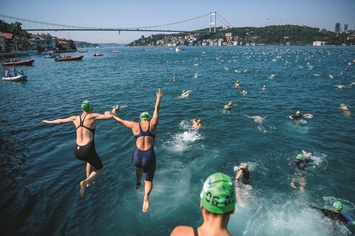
[127,25,355,46]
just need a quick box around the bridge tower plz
[209,12,216,33]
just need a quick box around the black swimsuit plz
[132,123,156,181]
[73,114,103,170]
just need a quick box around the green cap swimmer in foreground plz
[170,172,236,236]
[200,172,236,214]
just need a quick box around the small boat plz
[2,59,35,66]
[93,51,104,56]
[78,50,88,53]
[44,53,57,58]
[175,47,185,52]
[55,55,84,61]
[2,74,27,82]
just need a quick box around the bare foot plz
[80,181,86,197]
[135,182,141,190]
[86,181,96,188]
[142,196,149,213]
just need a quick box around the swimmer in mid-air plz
[42,101,119,197]
[244,115,267,132]
[112,89,164,213]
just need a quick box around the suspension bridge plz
[0,12,233,34]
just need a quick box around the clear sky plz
[1,0,354,44]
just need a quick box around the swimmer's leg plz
[236,186,243,205]
[290,178,297,189]
[80,167,103,197]
[135,168,143,189]
[299,177,306,192]
[143,180,153,213]
[86,162,92,178]
[85,163,96,187]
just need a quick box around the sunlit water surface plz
[1,46,355,236]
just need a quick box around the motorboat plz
[44,53,57,58]
[175,47,185,52]
[2,59,35,66]
[93,51,104,56]
[55,55,84,61]
[2,74,27,82]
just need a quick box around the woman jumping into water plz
[111,88,164,213]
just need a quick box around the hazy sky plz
[1,0,354,44]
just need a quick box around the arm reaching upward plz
[152,88,164,123]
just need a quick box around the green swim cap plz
[200,172,236,214]
[140,111,151,121]
[296,111,301,114]
[340,104,345,107]
[240,162,248,169]
[81,100,93,112]
[333,201,343,211]
[296,154,305,160]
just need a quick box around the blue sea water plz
[1,46,355,236]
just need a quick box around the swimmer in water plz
[241,90,248,95]
[180,90,192,98]
[288,110,313,120]
[310,201,350,225]
[339,104,349,111]
[235,80,240,87]
[290,150,311,191]
[234,162,251,204]
[261,85,267,91]
[339,104,351,116]
[224,101,233,111]
[193,118,202,129]
[244,115,267,132]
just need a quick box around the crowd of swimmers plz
[41,71,353,233]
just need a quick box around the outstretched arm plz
[152,88,164,123]
[42,116,76,124]
[91,106,120,120]
[112,114,136,129]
